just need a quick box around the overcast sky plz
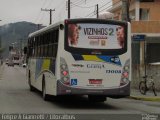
[0,0,112,26]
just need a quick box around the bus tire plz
[28,71,35,91]
[42,76,50,101]
[88,95,106,102]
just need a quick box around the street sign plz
[140,0,154,2]
[132,35,146,41]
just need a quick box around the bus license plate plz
[89,79,102,84]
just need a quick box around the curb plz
[128,96,160,102]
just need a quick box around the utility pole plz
[41,8,55,25]
[68,0,70,19]
[121,0,130,22]
[37,24,42,30]
[96,4,99,18]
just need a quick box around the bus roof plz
[28,18,127,38]
[28,21,63,38]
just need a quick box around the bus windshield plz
[65,19,127,55]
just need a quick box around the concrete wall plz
[131,21,160,33]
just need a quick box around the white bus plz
[26,18,131,102]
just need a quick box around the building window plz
[130,10,135,21]
[140,8,149,20]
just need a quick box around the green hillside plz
[0,21,45,58]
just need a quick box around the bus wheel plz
[42,79,50,101]
[28,71,35,91]
[88,95,106,102]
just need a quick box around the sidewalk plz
[129,89,160,102]
[0,63,4,75]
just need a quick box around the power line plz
[71,0,87,9]
[89,1,120,18]
[99,1,112,9]
[41,0,54,10]
[99,6,112,14]
[71,2,95,8]
[34,0,53,24]
[55,0,65,9]
[85,0,119,18]
[34,0,47,24]
[85,1,112,17]
[37,12,46,25]
[85,0,112,17]
[85,7,96,17]
[99,1,120,14]
[45,0,54,8]
[72,0,84,4]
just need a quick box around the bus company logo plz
[110,57,120,63]
[87,64,105,69]
[72,64,84,67]
[89,79,102,84]
[106,69,121,74]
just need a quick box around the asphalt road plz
[0,64,160,120]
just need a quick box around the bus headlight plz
[62,70,68,76]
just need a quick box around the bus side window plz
[30,37,34,57]
[51,30,55,57]
[37,36,40,57]
[40,35,42,57]
[41,35,45,57]
[33,37,36,57]
[35,36,38,57]
[43,33,46,57]
[55,29,59,43]
[48,32,52,57]
[46,32,50,57]
[54,29,59,57]
[28,39,31,57]
[53,30,57,57]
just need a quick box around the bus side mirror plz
[60,24,64,30]
[24,47,27,54]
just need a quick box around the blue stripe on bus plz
[97,55,121,66]
[72,54,121,66]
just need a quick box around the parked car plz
[8,61,14,67]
